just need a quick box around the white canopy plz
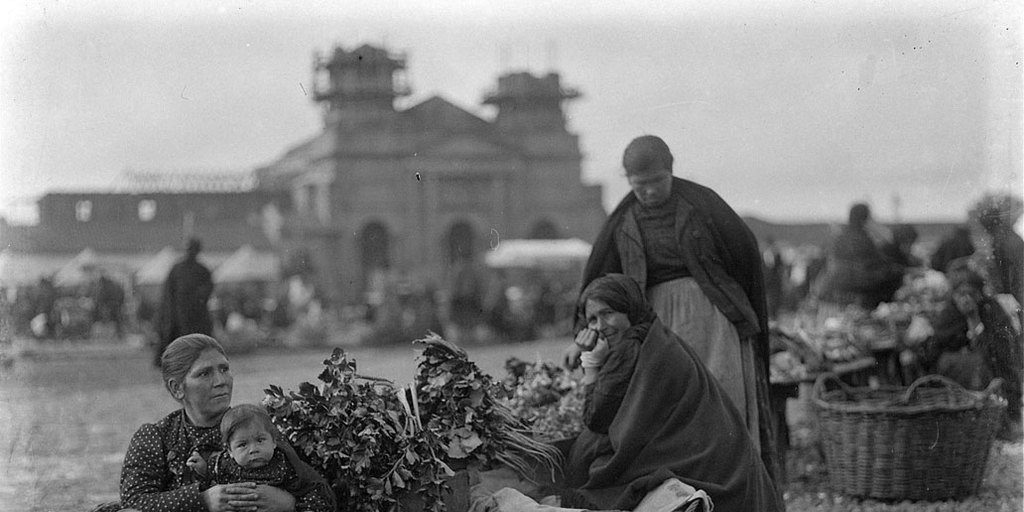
[484,238,592,269]
[53,248,100,287]
[0,251,71,287]
[213,245,280,284]
[135,246,180,286]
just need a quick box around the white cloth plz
[470,478,713,512]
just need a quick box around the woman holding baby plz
[95,334,335,512]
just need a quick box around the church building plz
[257,44,605,305]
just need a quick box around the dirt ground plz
[0,337,1020,512]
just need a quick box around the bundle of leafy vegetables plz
[263,335,563,512]
[264,348,454,512]
[412,334,563,480]
[502,357,585,442]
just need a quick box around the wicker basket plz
[812,373,1006,501]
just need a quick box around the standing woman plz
[576,135,779,487]
[97,334,324,512]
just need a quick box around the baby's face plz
[228,423,276,469]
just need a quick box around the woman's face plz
[627,168,673,207]
[952,285,981,316]
[177,348,233,427]
[584,299,631,344]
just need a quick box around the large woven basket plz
[812,373,1006,501]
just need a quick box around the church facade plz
[257,44,605,305]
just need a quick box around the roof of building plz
[114,169,260,194]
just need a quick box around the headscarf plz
[945,256,986,292]
[577,274,656,327]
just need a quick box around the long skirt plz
[648,277,761,452]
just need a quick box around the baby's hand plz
[186,450,208,476]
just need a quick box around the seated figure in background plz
[881,224,922,268]
[930,224,975,273]
[814,203,905,309]
[913,258,1023,439]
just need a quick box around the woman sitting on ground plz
[94,334,335,512]
[562,274,782,512]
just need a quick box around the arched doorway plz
[528,219,561,239]
[446,221,477,264]
[359,222,391,301]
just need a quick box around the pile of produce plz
[263,335,561,512]
[412,335,562,478]
[872,269,950,325]
[776,310,870,364]
[502,358,585,442]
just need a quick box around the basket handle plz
[812,372,855,401]
[896,374,972,405]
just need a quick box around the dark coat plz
[579,177,779,488]
[157,256,214,345]
[814,225,904,309]
[989,228,1024,305]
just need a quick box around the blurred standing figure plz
[93,271,126,337]
[930,225,975,273]
[814,203,904,309]
[762,238,786,319]
[978,207,1023,305]
[155,238,214,367]
[576,135,780,492]
[446,259,486,344]
[34,277,58,338]
[881,224,922,267]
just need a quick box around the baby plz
[186,403,336,512]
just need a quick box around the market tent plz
[0,251,72,287]
[135,246,180,286]
[484,238,592,270]
[53,248,100,287]
[213,245,280,284]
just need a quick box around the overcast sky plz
[1,0,1021,226]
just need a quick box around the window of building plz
[75,200,92,222]
[138,199,157,222]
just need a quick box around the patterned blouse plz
[120,409,222,512]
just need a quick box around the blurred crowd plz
[2,194,1020,359]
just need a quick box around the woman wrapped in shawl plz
[563,274,782,512]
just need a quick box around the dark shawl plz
[565,319,782,512]
[989,228,1024,305]
[579,178,779,484]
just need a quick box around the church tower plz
[483,72,580,134]
[312,44,411,125]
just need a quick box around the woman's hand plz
[574,328,598,351]
[579,337,610,369]
[246,484,296,512]
[563,328,597,369]
[201,482,257,512]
